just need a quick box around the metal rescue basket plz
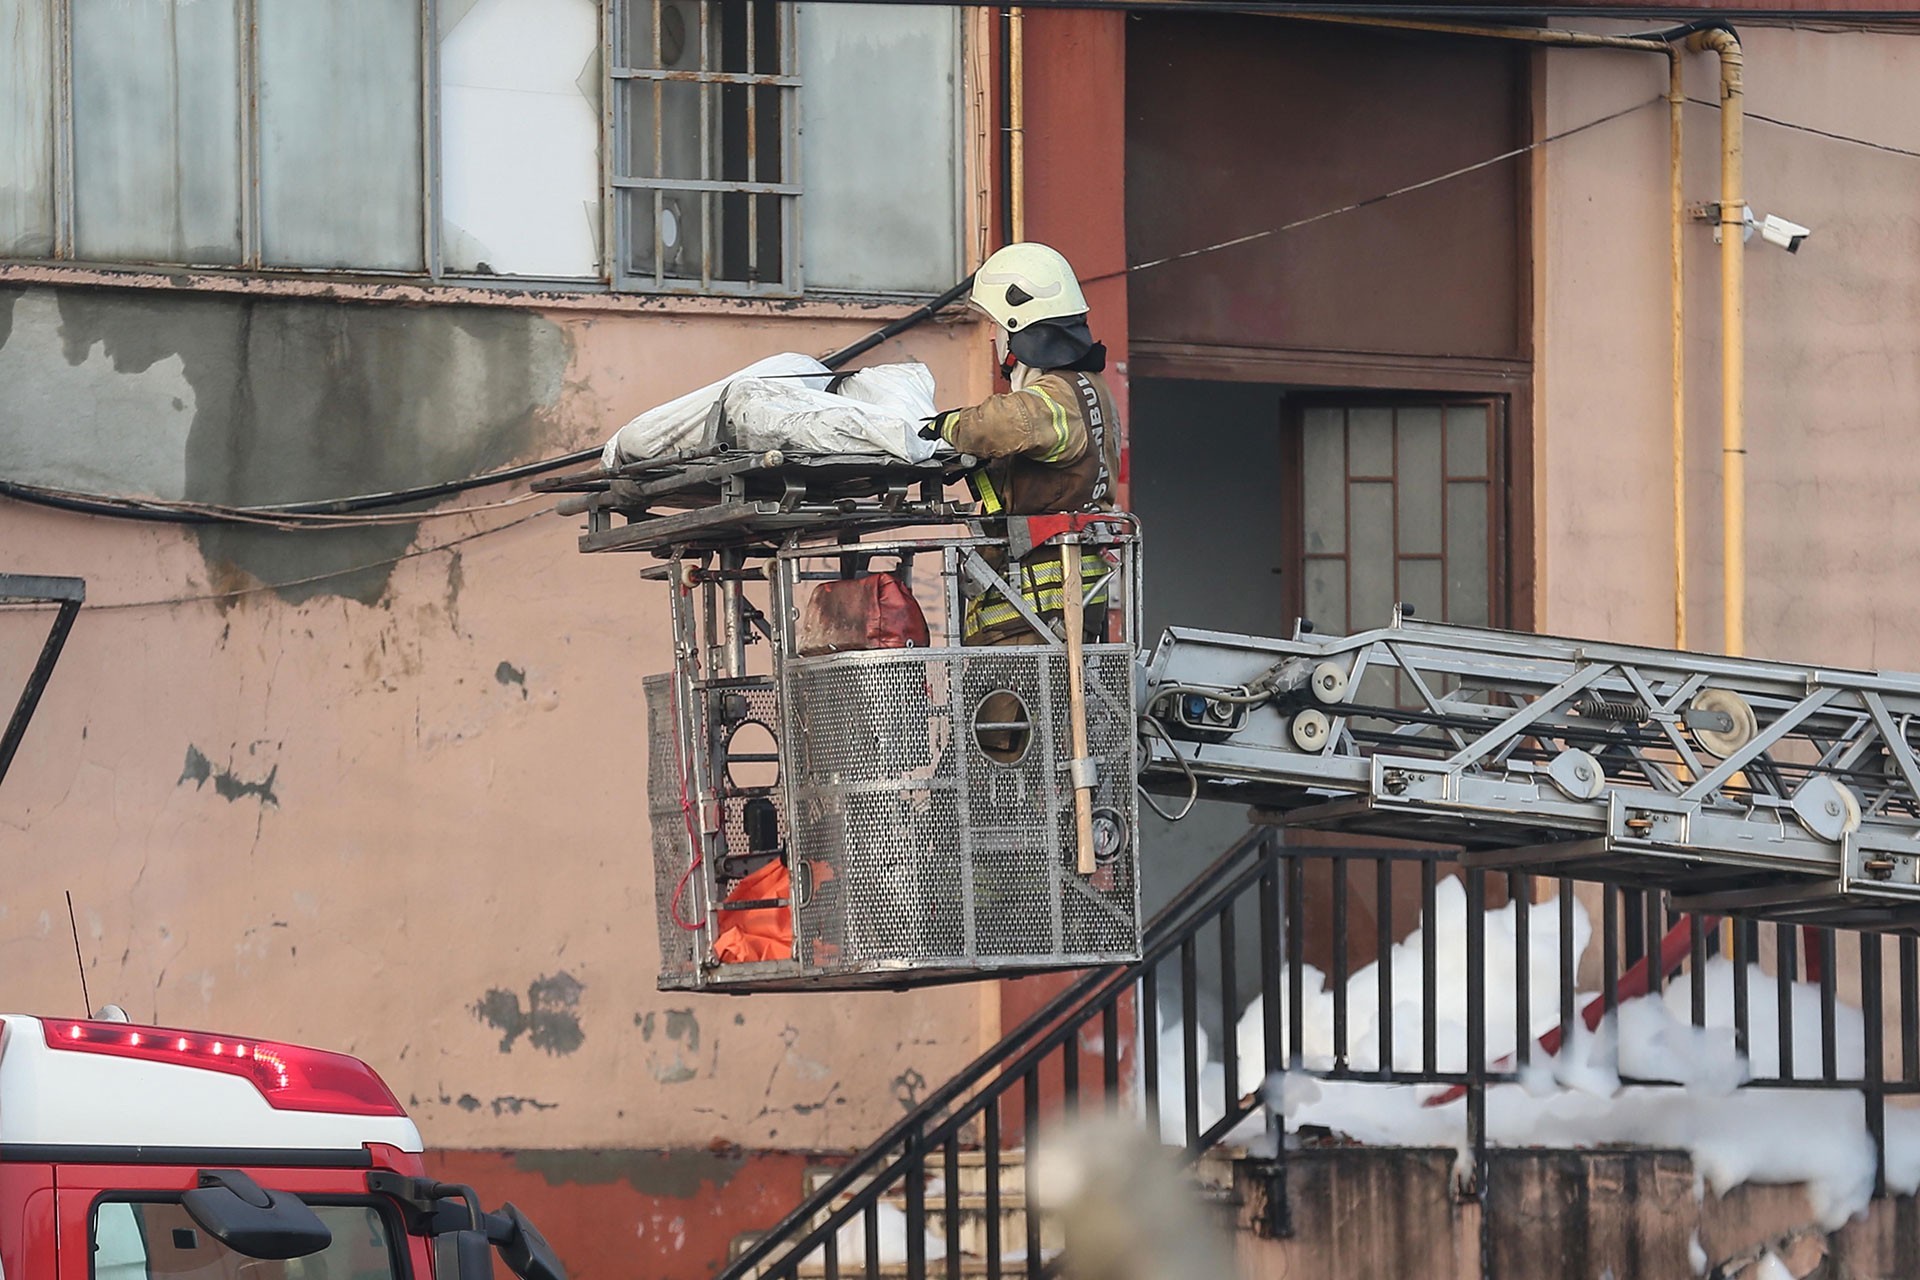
[540,448,1143,992]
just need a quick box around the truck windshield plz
[94,1200,403,1280]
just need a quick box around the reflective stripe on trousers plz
[964,551,1112,638]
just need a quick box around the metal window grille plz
[611,0,800,295]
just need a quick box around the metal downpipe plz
[1670,50,1687,649]
[1688,27,1745,656]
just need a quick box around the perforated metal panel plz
[771,645,1140,984]
[645,675,701,984]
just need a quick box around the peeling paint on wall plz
[0,289,196,494]
[6,284,569,604]
[473,971,586,1055]
[637,1007,703,1085]
[178,744,280,807]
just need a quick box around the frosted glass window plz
[1348,480,1395,630]
[0,0,55,257]
[798,2,959,294]
[257,0,423,270]
[440,0,601,278]
[1294,399,1502,639]
[71,0,243,264]
[1300,407,1345,555]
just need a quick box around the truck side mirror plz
[485,1204,566,1280]
[447,1228,497,1280]
[182,1170,332,1260]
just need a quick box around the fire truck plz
[0,576,564,1280]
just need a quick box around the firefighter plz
[921,242,1122,646]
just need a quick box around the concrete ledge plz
[1234,1147,1920,1280]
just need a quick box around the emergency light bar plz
[38,1017,405,1117]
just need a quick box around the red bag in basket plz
[797,573,930,655]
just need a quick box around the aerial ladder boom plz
[1139,607,1920,930]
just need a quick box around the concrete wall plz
[1236,1148,1920,1279]
[1539,25,1920,662]
[0,279,994,1275]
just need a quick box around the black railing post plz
[1257,838,1293,1240]
[1378,857,1396,1075]
[1732,916,1752,1059]
[1778,924,1799,1081]
[1142,963,1161,1137]
[1181,935,1201,1148]
[1465,868,1488,1199]
[1101,999,1120,1108]
[1558,879,1576,1051]
[1602,885,1620,1024]
[1902,935,1919,1087]
[1023,1069,1042,1279]
[1862,930,1888,1198]
[1689,915,1708,1029]
[985,1099,1003,1280]
[1220,902,1240,1108]
[1288,854,1307,1072]
[905,1128,926,1280]
[944,1138,962,1280]
[1512,872,1531,1072]
[1422,859,1439,1078]
[1819,929,1840,1083]
[1332,858,1350,1072]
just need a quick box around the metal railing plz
[720,829,1920,1279]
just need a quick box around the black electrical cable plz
[0,277,977,527]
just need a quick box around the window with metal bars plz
[612,0,798,295]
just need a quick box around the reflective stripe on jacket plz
[941,368,1123,641]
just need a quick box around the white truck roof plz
[0,1014,422,1154]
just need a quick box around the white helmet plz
[970,243,1089,331]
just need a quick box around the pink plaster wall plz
[1540,26,1920,666]
[0,303,995,1153]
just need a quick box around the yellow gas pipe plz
[1009,7,1026,242]
[1671,52,1688,650]
[1688,28,1745,657]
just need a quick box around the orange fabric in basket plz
[713,860,794,964]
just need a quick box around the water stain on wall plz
[473,971,587,1055]
[178,744,280,807]
[10,285,569,604]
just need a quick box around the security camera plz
[1744,210,1812,253]
[1759,214,1811,253]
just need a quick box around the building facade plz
[5,3,1920,1275]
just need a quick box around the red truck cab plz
[0,1013,560,1280]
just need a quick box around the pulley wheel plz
[1791,775,1862,843]
[1690,688,1758,759]
[1310,662,1349,705]
[1290,708,1331,753]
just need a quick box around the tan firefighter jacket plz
[935,368,1123,641]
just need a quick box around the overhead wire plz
[1686,95,1920,159]
[7,81,1908,547]
[0,98,1658,534]
[70,510,553,612]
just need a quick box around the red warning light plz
[41,1018,404,1117]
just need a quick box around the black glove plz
[920,409,962,443]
